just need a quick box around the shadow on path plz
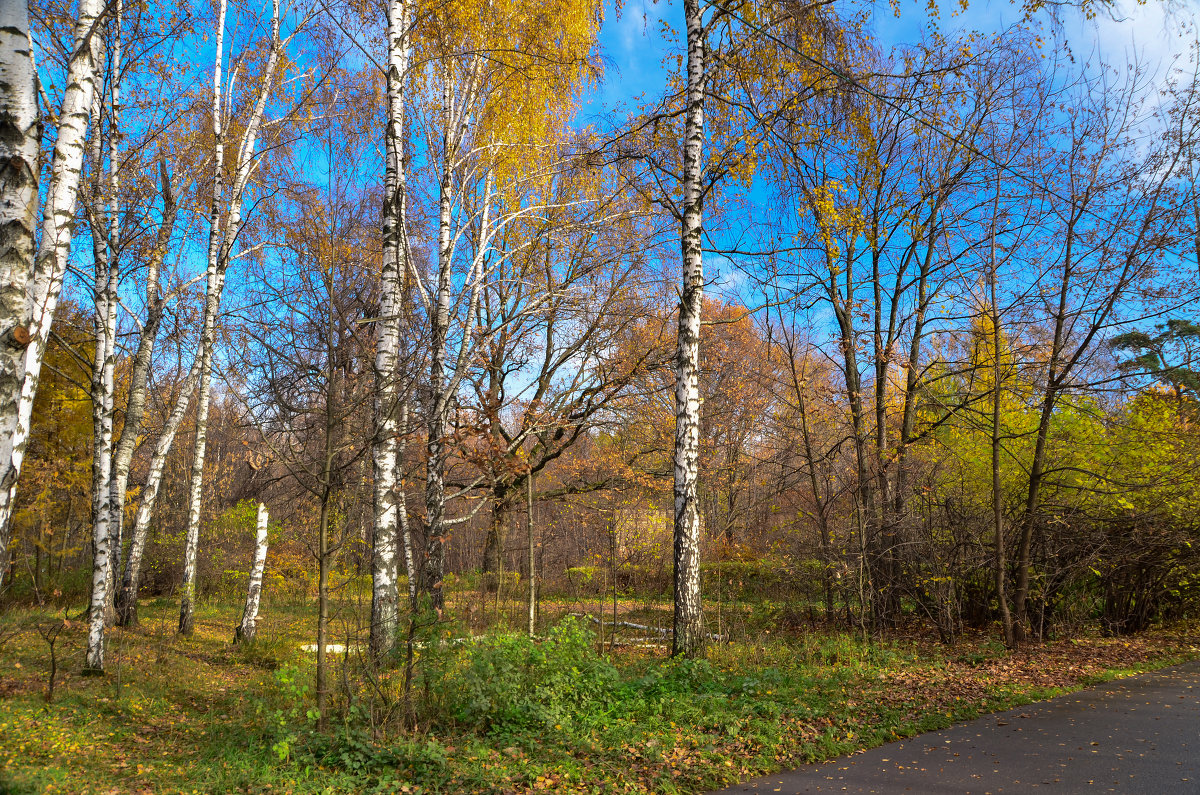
[709,660,1200,794]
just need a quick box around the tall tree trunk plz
[108,164,176,625]
[116,360,200,626]
[988,196,1015,650]
[179,0,280,635]
[102,0,123,620]
[672,0,705,659]
[481,485,513,580]
[1012,218,1074,642]
[179,0,228,633]
[423,77,455,616]
[83,22,116,675]
[177,265,222,636]
[0,1,40,594]
[236,503,270,643]
[0,0,104,593]
[370,0,411,659]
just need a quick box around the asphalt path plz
[708,660,1200,794]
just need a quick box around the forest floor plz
[0,596,1196,794]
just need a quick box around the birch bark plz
[424,158,489,615]
[236,503,270,642]
[101,0,123,616]
[107,165,178,626]
[0,0,104,592]
[85,83,118,669]
[83,16,118,674]
[527,471,535,637]
[397,398,417,607]
[178,0,228,635]
[422,76,456,615]
[0,0,40,591]
[370,0,411,658]
[672,0,706,658]
[179,0,282,635]
[116,359,200,626]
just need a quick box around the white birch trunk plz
[108,168,175,626]
[102,0,123,617]
[370,0,411,658]
[0,0,40,591]
[0,0,104,592]
[423,77,456,615]
[672,0,706,658]
[84,22,117,675]
[179,0,282,635]
[177,0,228,637]
[527,472,535,637]
[116,359,200,626]
[236,502,269,643]
[177,265,222,636]
[397,398,417,607]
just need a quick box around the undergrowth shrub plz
[235,633,292,670]
[435,617,618,736]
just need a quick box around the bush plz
[236,633,293,670]
[437,617,618,737]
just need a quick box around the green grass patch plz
[0,598,1194,794]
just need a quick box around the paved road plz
[709,660,1200,794]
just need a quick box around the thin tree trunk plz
[177,266,223,636]
[988,191,1015,650]
[179,0,281,635]
[236,503,270,643]
[108,164,176,625]
[316,489,330,730]
[178,0,228,637]
[397,397,417,607]
[423,77,455,616]
[0,0,104,593]
[672,0,706,659]
[116,360,200,626]
[1012,216,1075,641]
[527,471,535,637]
[102,0,124,619]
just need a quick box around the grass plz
[0,595,1196,795]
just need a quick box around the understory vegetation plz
[0,597,1195,794]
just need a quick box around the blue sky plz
[586,0,1198,114]
[581,0,1198,301]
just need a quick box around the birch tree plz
[236,502,270,642]
[0,0,105,594]
[624,0,842,656]
[412,0,600,614]
[0,0,40,589]
[81,0,125,664]
[115,358,201,626]
[179,0,288,636]
[668,0,706,658]
[370,0,413,659]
